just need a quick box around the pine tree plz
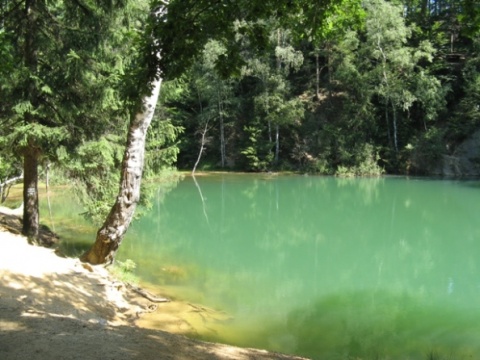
[0,0,131,241]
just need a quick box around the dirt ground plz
[0,207,308,360]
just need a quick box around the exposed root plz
[126,283,170,303]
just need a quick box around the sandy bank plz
[0,209,307,360]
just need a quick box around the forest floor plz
[0,207,307,360]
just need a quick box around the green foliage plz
[188,39,240,169]
[0,0,145,235]
[152,0,297,79]
[145,118,183,176]
[1,0,134,143]
[7,124,68,154]
[320,0,446,171]
[414,70,448,125]
[0,29,14,78]
[1,0,479,189]
[241,124,274,171]
[56,102,182,224]
[0,157,15,182]
[313,158,333,175]
[110,259,139,284]
[335,143,384,177]
[362,0,439,132]
[405,127,446,174]
[459,0,480,39]
[59,136,123,224]
[162,0,476,175]
[449,44,480,140]
[119,258,137,273]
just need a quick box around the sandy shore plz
[0,208,307,360]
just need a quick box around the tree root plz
[127,284,170,303]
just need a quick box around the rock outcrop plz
[436,130,480,177]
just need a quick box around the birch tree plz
[81,0,340,264]
[80,71,163,264]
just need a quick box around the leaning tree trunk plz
[1,173,23,203]
[81,77,163,264]
[192,120,209,175]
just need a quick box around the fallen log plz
[1,173,23,203]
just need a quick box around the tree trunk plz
[218,90,225,168]
[392,101,398,153]
[22,0,40,240]
[274,124,279,164]
[81,76,163,264]
[220,114,225,167]
[315,52,320,100]
[385,102,392,148]
[192,120,209,175]
[22,146,39,239]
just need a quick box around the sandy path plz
[0,210,308,360]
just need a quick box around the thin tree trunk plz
[274,31,282,165]
[218,90,225,168]
[81,76,163,264]
[275,124,279,164]
[385,101,391,148]
[45,161,55,233]
[392,102,398,153]
[267,119,272,143]
[192,120,209,175]
[220,114,225,167]
[315,51,320,100]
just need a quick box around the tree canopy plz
[1,0,479,261]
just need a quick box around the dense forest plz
[1,0,479,262]
[170,0,480,177]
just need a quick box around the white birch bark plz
[1,173,23,203]
[81,77,162,264]
[192,120,209,175]
[80,2,170,264]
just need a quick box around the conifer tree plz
[0,0,130,241]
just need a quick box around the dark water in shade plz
[53,175,480,359]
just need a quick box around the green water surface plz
[54,175,480,359]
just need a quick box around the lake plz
[51,174,480,360]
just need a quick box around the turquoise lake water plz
[51,175,480,359]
